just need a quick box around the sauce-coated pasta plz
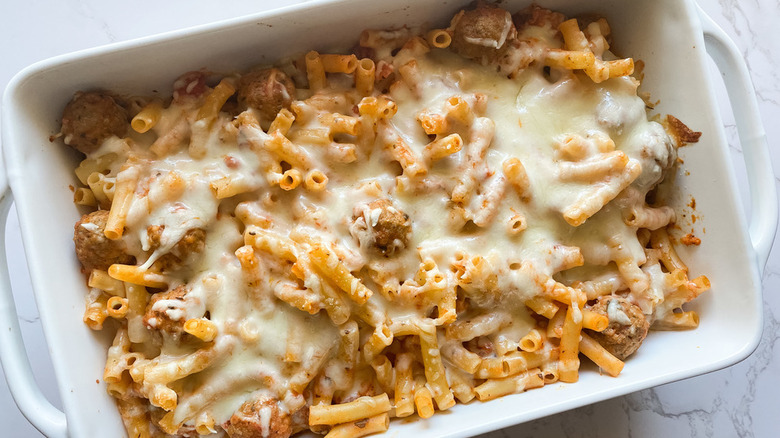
[59,4,707,437]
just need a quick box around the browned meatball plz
[237,68,296,120]
[352,199,412,256]
[584,296,649,360]
[289,403,309,435]
[61,91,129,154]
[73,210,135,272]
[512,4,565,31]
[143,285,189,336]
[450,4,517,62]
[224,396,292,438]
[147,226,206,273]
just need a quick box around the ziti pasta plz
[58,3,707,437]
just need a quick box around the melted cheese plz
[79,13,683,434]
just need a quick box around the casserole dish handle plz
[697,6,778,274]
[0,154,68,437]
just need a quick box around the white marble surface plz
[0,0,777,437]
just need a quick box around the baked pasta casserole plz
[56,3,707,437]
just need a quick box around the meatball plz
[147,226,206,273]
[61,91,129,154]
[450,4,517,62]
[224,396,292,438]
[143,285,189,336]
[351,199,411,256]
[73,210,135,272]
[237,68,296,120]
[584,296,649,360]
[512,4,565,31]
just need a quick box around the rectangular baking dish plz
[0,0,775,437]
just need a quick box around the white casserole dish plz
[0,0,775,437]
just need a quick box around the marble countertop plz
[0,0,777,436]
